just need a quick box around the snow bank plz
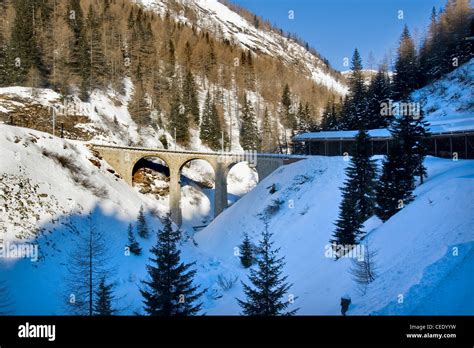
[195,155,474,315]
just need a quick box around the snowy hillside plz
[135,0,347,94]
[195,155,474,315]
[1,122,471,315]
[412,58,474,133]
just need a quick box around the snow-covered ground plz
[195,155,474,315]
[1,123,472,314]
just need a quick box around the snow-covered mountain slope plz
[135,0,347,95]
[0,81,258,227]
[1,122,472,314]
[0,124,165,314]
[0,124,255,314]
[195,155,474,315]
[412,58,474,133]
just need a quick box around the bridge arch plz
[225,161,259,207]
[178,158,217,224]
[90,145,298,226]
[131,155,172,184]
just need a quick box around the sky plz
[230,0,448,71]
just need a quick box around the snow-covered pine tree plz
[93,277,116,316]
[200,91,222,151]
[239,232,254,268]
[330,128,378,249]
[376,92,430,221]
[240,94,259,151]
[321,99,340,130]
[375,142,413,222]
[343,49,367,130]
[375,122,416,222]
[296,102,314,133]
[293,102,307,154]
[366,68,392,129]
[127,223,142,255]
[237,221,298,316]
[137,206,150,239]
[141,214,205,316]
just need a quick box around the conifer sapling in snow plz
[137,206,150,239]
[237,221,298,315]
[127,223,142,255]
[239,232,254,268]
[94,277,116,316]
[375,103,429,221]
[330,128,378,253]
[141,215,205,316]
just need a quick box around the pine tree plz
[280,84,296,130]
[239,232,254,268]
[169,90,190,145]
[129,83,151,126]
[182,69,200,125]
[374,108,429,222]
[261,108,273,152]
[240,94,259,151]
[86,4,108,90]
[93,277,116,316]
[0,20,11,87]
[244,50,255,90]
[127,223,142,255]
[294,102,314,153]
[237,221,298,316]
[67,0,90,100]
[366,68,392,128]
[389,103,430,184]
[164,39,176,84]
[321,100,339,130]
[392,26,418,101]
[137,206,150,239]
[330,129,378,248]
[141,215,205,316]
[343,48,367,130]
[200,91,221,151]
[297,102,313,134]
[9,0,45,85]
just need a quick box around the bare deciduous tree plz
[349,239,378,295]
[65,212,111,315]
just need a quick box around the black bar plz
[0,315,472,346]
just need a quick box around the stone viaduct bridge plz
[92,144,304,225]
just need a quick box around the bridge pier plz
[169,167,182,227]
[214,165,228,218]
